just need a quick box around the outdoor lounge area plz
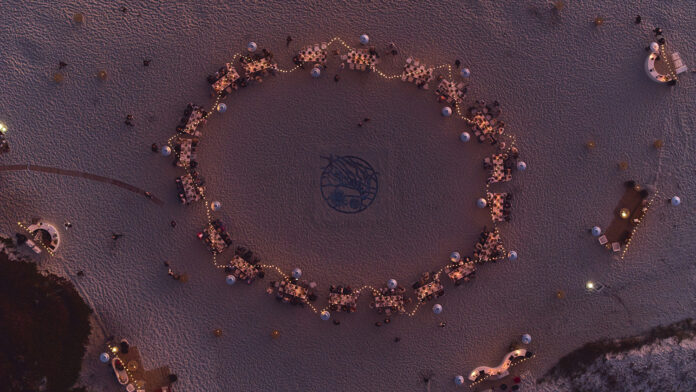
[175,104,207,137]
[175,172,205,205]
[105,340,173,392]
[445,256,477,285]
[597,181,652,258]
[225,247,265,284]
[267,276,318,305]
[370,284,408,316]
[328,285,359,313]
[208,62,242,97]
[198,219,233,254]
[468,348,535,384]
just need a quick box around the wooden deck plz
[604,184,649,246]
[652,54,672,75]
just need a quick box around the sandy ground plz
[1,1,695,391]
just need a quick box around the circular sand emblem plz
[320,155,378,213]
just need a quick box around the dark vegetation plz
[0,251,92,391]
[541,318,696,382]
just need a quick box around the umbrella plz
[650,42,659,53]
[320,311,331,321]
[521,334,532,344]
[461,68,471,78]
[359,34,370,45]
[476,198,487,208]
[311,67,322,78]
[99,352,110,363]
[247,42,257,52]
[591,226,601,236]
[211,201,222,211]
[460,132,471,142]
[450,251,461,262]
[671,196,681,206]
[387,279,398,289]
[292,268,302,279]
[517,161,527,171]
[442,106,453,117]
[454,375,465,386]
[432,304,443,314]
[508,250,518,260]
[217,103,227,113]
[225,275,236,285]
[161,146,172,156]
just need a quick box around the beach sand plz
[0,1,694,391]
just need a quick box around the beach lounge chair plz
[24,238,42,254]
[611,242,621,252]
[672,52,688,74]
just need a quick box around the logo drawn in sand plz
[320,155,378,214]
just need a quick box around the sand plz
[0,1,695,391]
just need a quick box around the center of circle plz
[320,155,378,214]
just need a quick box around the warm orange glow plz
[620,208,630,219]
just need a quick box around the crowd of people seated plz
[267,276,317,306]
[207,62,243,97]
[474,227,504,262]
[198,219,232,254]
[370,284,408,315]
[172,136,199,168]
[175,171,205,205]
[240,48,278,82]
[328,285,359,313]
[225,246,265,284]
[175,103,207,137]
[445,257,477,286]
[412,272,445,302]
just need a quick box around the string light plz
[162,35,520,320]
[17,221,55,256]
[620,190,658,260]
[106,344,151,390]
[468,353,536,388]
[659,44,678,82]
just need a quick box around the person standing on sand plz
[111,233,123,240]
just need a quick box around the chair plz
[671,52,688,74]
[598,235,608,245]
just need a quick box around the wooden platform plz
[111,345,172,392]
[604,184,649,246]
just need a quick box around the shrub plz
[0,252,92,391]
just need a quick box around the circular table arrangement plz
[163,35,523,322]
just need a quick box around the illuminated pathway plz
[0,164,163,205]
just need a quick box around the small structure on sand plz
[596,181,654,259]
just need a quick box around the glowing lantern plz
[619,208,630,219]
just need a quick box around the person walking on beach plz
[111,233,123,240]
